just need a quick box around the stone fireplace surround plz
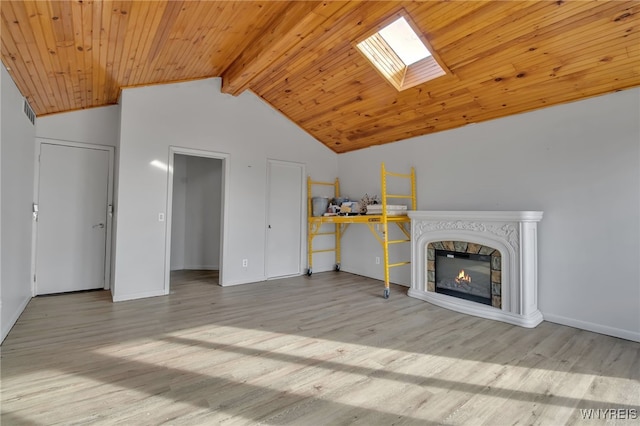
[428,241,502,308]
[408,211,544,328]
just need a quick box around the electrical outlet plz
[158,213,165,222]
[375,256,380,265]
[242,259,248,268]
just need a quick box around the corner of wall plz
[1,62,36,343]
[0,63,3,342]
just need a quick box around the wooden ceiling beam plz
[221,1,335,96]
[252,1,407,96]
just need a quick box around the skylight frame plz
[355,11,448,92]
[378,16,432,66]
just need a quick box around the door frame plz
[164,147,229,292]
[264,159,306,279]
[31,138,115,296]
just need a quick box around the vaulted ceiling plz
[2,1,639,153]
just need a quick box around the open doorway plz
[165,148,227,292]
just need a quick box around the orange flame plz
[455,269,471,285]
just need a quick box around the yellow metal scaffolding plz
[307,163,416,298]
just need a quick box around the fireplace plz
[428,241,502,308]
[408,211,544,328]
[435,249,491,305]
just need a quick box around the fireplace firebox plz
[435,250,492,305]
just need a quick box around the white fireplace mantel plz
[408,211,544,328]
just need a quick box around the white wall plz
[170,155,187,270]
[1,64,36,342]
[36,105,121,147]
[170,155,222,271]
[1,63,3,341]
[338,89,640,341]
[184,156,222,270]
[114,78,338,300]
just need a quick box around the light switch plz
[158,213,165,222]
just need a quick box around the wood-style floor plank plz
[1,271,638,425]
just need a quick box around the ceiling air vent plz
[23,99,35,125]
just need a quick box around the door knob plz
[93,223,105,229]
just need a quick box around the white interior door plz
[35,143,110,294]
[266,161,303,278]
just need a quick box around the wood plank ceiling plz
[2,1,639,153]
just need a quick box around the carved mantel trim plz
[414,220,520,252]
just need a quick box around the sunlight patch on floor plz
[83,324,630,423]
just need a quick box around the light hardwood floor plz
[1,271,638,425]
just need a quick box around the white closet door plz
[265,161,304,278]
[35,143,110,294]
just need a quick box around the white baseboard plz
[184,265,219,271]
[112,289,167,302]
[339,266,382,281]
[338,267,410,287]
[308,266,335,274]
[543,312,640,343]
[221,276,266,287]
[1,295,31,344]
[266,273,303,280]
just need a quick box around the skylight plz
[378,17,431,66]
[355,13,447,92]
